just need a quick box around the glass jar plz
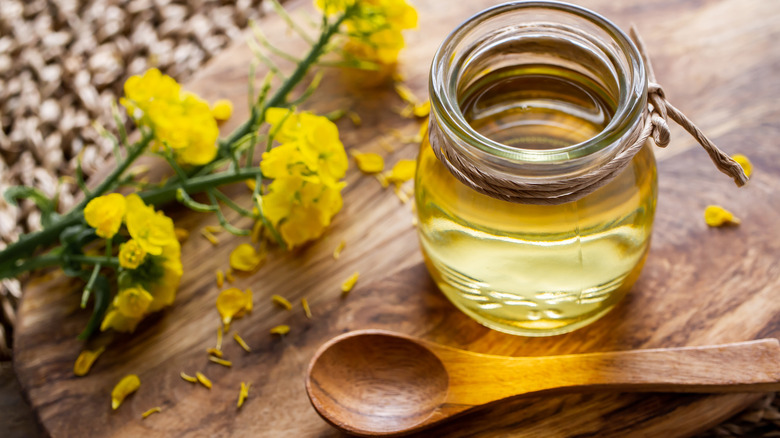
[415,1,657,336]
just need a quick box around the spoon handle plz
[433,338,780,406]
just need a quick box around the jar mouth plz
[430,0,647,165]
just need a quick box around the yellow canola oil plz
[415,65,657,336]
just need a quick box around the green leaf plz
[77,275,110,340]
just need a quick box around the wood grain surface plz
[13,0,780,436]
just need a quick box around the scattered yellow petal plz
[180,372,197,383]
[204,225,222,234]
[174,227,189,242]
[74,346,106,377]
[270,325,290,336]
[196,372,212,389]
[245,178,257,192]
[207,348,223,358]
[394,84,419,105]
[272,294,292,310]
[216,326,223,351]
[225,268,235,283]
[111,374,140,410]
[142,407,162,419]
[216,269,224,287]
[244,288,253,312]
[216,288,251,329]
[302,298,312,319]
[211,99,233,121]
[704,205,740,227]
[237,382,250,408]
[209,356,233,367]
[376,173,389,188]
[201,228,219,246]
[379,137,395,153]
[732,154,753,178]
[387,160,416,185]
[347,111,362,126]
[233,332,251,352]
[351,151,385,174]
[412,100,430,118]
[332,240,346,260]
[230,243,265,272]
[128,164,150,178]
[341,272,359,295]
[394,185,410,204]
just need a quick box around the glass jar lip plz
[430,0,647,164]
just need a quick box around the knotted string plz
[429,26,748,205]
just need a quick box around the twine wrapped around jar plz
[428,27,749,205]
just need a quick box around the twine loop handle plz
[429,27,748,205]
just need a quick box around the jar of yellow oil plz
[416,1,656,336]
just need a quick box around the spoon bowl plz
[306,330,780,437]
[307,333,448,435]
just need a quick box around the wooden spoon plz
[305,329,780,436]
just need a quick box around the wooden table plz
[12,0,780,436]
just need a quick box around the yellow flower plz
[101,310,143,333]
[731,154,753,178]
[262,175,345,248]
[704,205,740,227]
[125,194,177,256]
[118,240,147,269]
[317,0,417,67]
[113,286,154,318]
[146,240,183,312]
[263,108,348,183]
[103,213,182,333]
[261,108,348,249]
[111,374,141,410]
[84,193,126,239]
[211,99,233,121]
[229,244,265,272]
[121,68,218,166]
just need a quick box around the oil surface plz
[416,65,657,336]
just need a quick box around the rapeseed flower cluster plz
[120,68,218,166]
[260,108,348,248]
[83,193,183,333]
[316,0,418,66]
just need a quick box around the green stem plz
[218,11,349,156]
[75,132,151,211]
[0,254,118,280]
[0,135,152,267]
[0,168,264,280]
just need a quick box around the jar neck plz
[429,1,647,179]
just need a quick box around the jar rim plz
[429,0,647,164]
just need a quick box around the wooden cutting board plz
[13,0,780,436]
